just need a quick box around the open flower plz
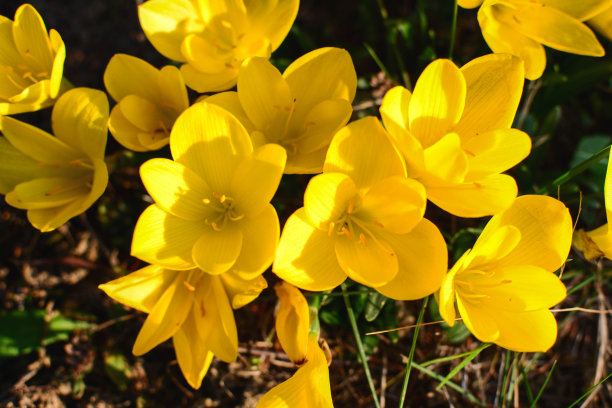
[438,195,572,352]
[380,54,531,217]
[207,47,357,173]
[0,4,70,114]
[138,0,299,92]
[0,88,109,232]
[131,102,286,277]
[465,0,608,80]
[99,265,266,389]
[273,116,447,300]
[103,54,189,151]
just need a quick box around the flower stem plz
[341,283,381,408]
[448,0,458,60]
[398,296,429,407]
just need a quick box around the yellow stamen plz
[372,220,384,228]
[341,226,353,240]
[359,233,367,246]
[347,199,354,214]
[183,280,195,292]
[211,221,221,231]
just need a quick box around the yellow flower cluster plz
[5,0,608,405]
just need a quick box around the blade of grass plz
[364,42,392,84]
[411,361,487,407]
[540,145,610,194]
[436,342,491,390]
[421,343,491,367]
[341,283,381,408]
[529,360,557,408]
[448,0,458,60]
[398,296,428,407]
[520,360,535,405]
[567,371,612,408]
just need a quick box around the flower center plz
[202,192,244,231]
[454,269,513,304]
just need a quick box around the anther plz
[211,221,221,231]
[341,226,353,240]
[347,199,354,214]
[372,220,384,228]
[359,233,367,246]
[202,198,211,204]
[328,222,335,237]
[183,280,195,291]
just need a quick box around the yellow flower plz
[103,54,189,151]
[471,0,607,80]
[257,334,333,407]
[138,0,299,92]
[0,88,109,232]
[131,102,286,277]
[380,54,531,218]
[0,4,70,114]
[207,47,357,174]
[273,116,447,300]
[438,195,572,352]
[99,265,267,389]
[588,3,612,41]
[274,281,310,364]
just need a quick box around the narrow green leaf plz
[436,343,491,390]
[530,360,557,408]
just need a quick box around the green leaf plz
[104,352,131,391]
[436,343,491,390]
[364,292,388,322]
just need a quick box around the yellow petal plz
[221,270,268,309]
[108,105,151,151]
[103,54,161,103]
[455,54,524,140]
[133,271,193,355]
[237,57,293,134]
[131,204,201,269]
[375,218,448,300]
[192,224,243,274]
[492,308,559,352]
[284,147,328,175]
[458,0,484,8]
[588,5,612,41]
[98,265,176,313]
[358,176,426,235]
[231,144,286,217]
[192,275,238,362]
[13,4,53,70]
[0,137,48,194]
[540,0,612,22]
[232,204,280,279]
[138,0,198,62]
[284,47,357,126]
[118,95,161,132]
[180,62,239,93]
[205,91,256,134]
[335,230,398,288]
[482,195,573,271]
[468,225,521,268]
[478,4,547,80]
[256,335,334,408]
[170,102,252,193]
[463,128,531,181]
[6,176,89,210]
[246,0,300,50]
[273,208,347,292]
[579,226,610,260]
[304,173,358,230]
[604,147,612,223]
[172,310,214,389]
[324,116,406,191]
[422,132,468,185]
[180,33,229,74]
[275,282,310,364]
[439,250,472,325]
[51,88,109,159]
[426,174,518,218]
[48,29,66,98]
[456,295,500,342]
[409,59,466,148]
[140,158,213,221]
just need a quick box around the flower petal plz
[542,0,612,20]
[468,225,521,268]
[133,271,193,355]
[324,116,406,191]
[375,218,448,300]
[231,144,286,217]
[493,309,559,352]
[98,265,177,313]
[108,105,149,151]
[13,4,53,70]
[205,91,256,134]
[273,208,347,292]
[409,59,466,148]
[439,250,472,325]
[192,224,243,274]
[455,53,524,139]
[103,54,161,102]
[180,62,239,93]
[170,102,252,193]
[48,29,65,99]
[131,204,202,269]
[140,158,213,221]
[483,195,573,271]
[275,282,310,364]
[456,296,500,342]
[6,176,89,210]
[0,137,49,194]
[304,173,357,230]
[458,0,484,8]
[221,270,268,309]
[172,310,215,389]
[246,0,300,50]
[426,174,517,218]
[292,98,352,155]
[232,204,279,279]
[422,132,469,185]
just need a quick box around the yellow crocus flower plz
[380,54,531,218]
[274,116,447,300]
[99,265,266,389]
[274,281,310,364]
[207,47,357,174]
[131,102,286,277]
[0,4,70,114]
[438,195,572,352]
[461,0,609,80]
[138,0,299,92]
[0,88,109,232]
[103,54,189,151]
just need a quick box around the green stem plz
[341,283,381,408]
[449,0,458,60]
[398,296,429,407]
[545,145,611,192]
